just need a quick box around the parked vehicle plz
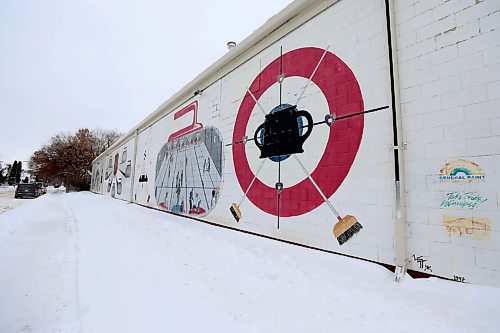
[14,183,41,198]
[35,182,47,194]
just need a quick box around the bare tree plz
[93,128,123,153]
[30,128,122,191]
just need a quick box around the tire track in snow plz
[61,195,84,333]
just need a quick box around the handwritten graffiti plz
[440,192,487,210]
[412,255,432,272]
[442,216,491,240]
[453,275,466,283]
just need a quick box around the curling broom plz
[229,159,267,222]
[332,214,363,245]
[230,203,242,222]
[293,155,362,245]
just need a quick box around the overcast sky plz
[0,0,293,165]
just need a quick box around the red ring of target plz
[232,47,364,217]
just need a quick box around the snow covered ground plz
[0,186,64,214]
[0,186,26,214]
[0,192,499,332]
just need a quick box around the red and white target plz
[232,47,364,217]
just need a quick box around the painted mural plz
[93,140,134,200]
[135,127,153,205]
[229,46,388,245]
[107,147,132,198]
[442,216,491,240]
[91,162,102,193]
[92,0,396,272]
[154,127,223,216]
[107,44,393,248]
[89,0,500,288]
[439,159,486,182]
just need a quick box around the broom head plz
[333,215,362,245]
[230,203,242,222]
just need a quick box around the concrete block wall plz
[89,0,397,266]
[211,0,394,263]
[90,0,500,287]
[395,0,500,285]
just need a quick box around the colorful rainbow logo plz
[439,159,485,182]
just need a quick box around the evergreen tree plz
[9,160,17,185]
[15,161,22,184]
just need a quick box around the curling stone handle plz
[297,110,313,143]
[253,123,266,148]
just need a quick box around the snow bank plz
[0,185,14,192]
[0,192,499,332]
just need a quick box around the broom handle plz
[238,159,266,207]
[293,155,343,221]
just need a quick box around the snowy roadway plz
[0,192,499,332]
[0,187,27,214]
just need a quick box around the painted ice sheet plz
[154,126,223,217]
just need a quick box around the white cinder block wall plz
[395,0,500,284]
[91,0,500,287]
